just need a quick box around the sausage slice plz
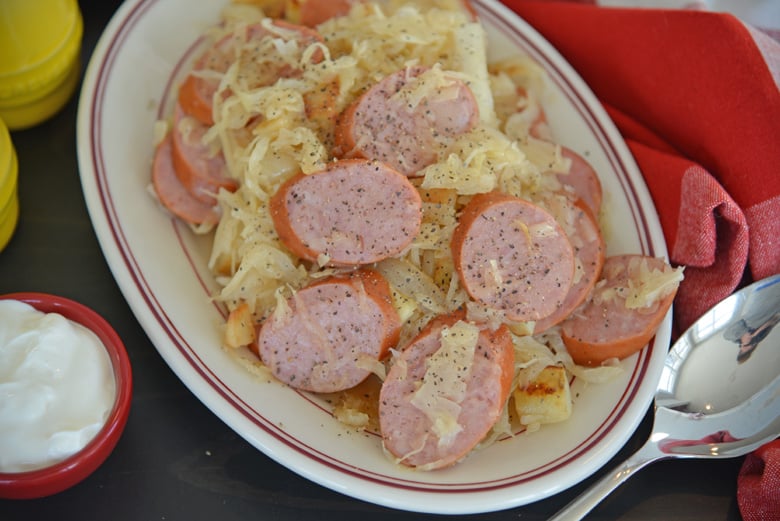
[170,104,237,205]
[288,0,356,27]
[288,0,478,27]
[255,269,401,393]
[451,191,574,322]
[379,312,514,470]
[151,135,219,226]
[334,66,480,177]
[178,20,325,126]
[270,159,423,266]
[561,254,683,366]
[556,147,603,216]
[533,197,605,334]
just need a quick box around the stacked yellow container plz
[0,0,83,130]
[0,118,19,251]
[0,0,83,251]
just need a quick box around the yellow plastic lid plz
[0,0,83,130]
[0,117,19,251]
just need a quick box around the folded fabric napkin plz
[501,0,780,333]
[739,440,780,521]
[499,1,780,518]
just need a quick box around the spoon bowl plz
[551,274,780,520]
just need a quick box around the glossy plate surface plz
[76,0,671,513]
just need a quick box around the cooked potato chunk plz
[513,365,572,426]
[224,302,256,348]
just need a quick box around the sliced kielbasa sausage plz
[556,147,602,216]
[561,254,683,366]
[379,311,514,470]
[533,197,605,334]
[178,20,325,126]
[151,135,220,226]
[290,0,478,26]
[255,269,401,393]
[451,191,574,322]
[270,158,423,266]
[170,104,237,205]
[506,91,602,215]
[290,0,356,27]
[334,65,480,177]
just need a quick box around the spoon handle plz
[548,442,663,521]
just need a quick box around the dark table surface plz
[0,1,746,519]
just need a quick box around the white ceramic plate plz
[77,0,671,514]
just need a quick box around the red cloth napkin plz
[500,0,780,334]
[498,1,780,518]
[738,440,780,520]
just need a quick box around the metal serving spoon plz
[551,274,780,520]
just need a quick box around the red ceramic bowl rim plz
[0,292,133,499]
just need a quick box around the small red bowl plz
[0,292,132,499]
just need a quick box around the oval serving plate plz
[76,0,670,514]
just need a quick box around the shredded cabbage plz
[409,321,479,447]
[155,0,676,461]
[624,257,685,309]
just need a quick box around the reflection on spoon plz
[659,430,740,454]
[724,311,780,364]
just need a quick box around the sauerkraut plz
[153,0,679,463]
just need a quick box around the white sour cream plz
[0,300,117,473]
